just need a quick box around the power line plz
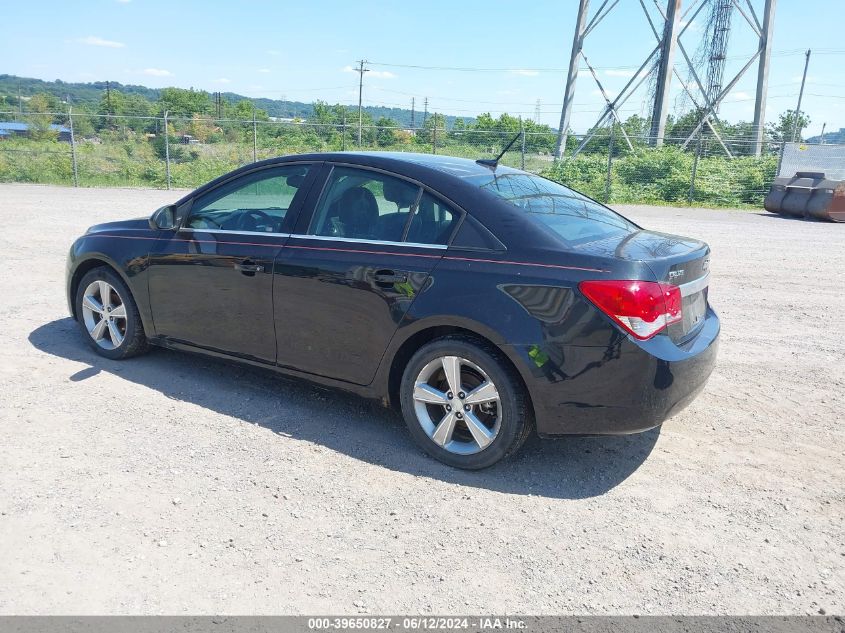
[366,49,828,74]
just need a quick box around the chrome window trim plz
[180,228,292,238]
[288,233,448,250]
[678,273,710,297]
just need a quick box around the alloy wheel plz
[412,355,501,455]
[81,280,127,350]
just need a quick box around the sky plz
[2,0,843,137]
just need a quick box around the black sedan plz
[66,152,719,469]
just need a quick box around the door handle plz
[234,261,264,274]
[374,270,408,285]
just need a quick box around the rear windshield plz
[467,172,637,245]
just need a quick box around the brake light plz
[579,280,682,340]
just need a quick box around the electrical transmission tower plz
[554,0,777,159]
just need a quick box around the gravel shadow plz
[30,318,659,499]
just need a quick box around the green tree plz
[417,112,446,145]
[157,87,213,117]
[26,93,57,140]
[767,109,811,143]
[375,116,398,147]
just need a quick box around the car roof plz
[325,152,524,178]
[267,151,525,180]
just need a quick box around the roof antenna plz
[476,131,522,169]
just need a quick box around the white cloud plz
[212,78,230,84]
[342,66,396,79]
[266,50,281,56]
[510,69,539,77]
[77,35,125,48]
[732,91,753,101]
[257,68,271,74]
[142,68,172,77]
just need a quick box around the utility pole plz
[106,80,112,115]
[410,97,415,129]
[649,0,681,146]
[356,59,369,147]
[751,0,776,156]
[819,122,826,144]
[535,99,541,125]
[423,97,428,126]
[163,110,171,190]
[790,49,811,143]
[555,0,590,158]
[68,106,79,188]
[252,108,258,163]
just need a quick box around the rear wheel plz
[75,267,148,360]
[399,336,532,469]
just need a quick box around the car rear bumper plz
[505,307,720,436]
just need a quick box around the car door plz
[147,163,318,363]
[272,164,461,385]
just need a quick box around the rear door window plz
[405,192,459,245]
[309,167,422,242]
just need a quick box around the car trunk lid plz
[575,229,711,343]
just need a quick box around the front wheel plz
[75,267,149,360]
[399,336,532,469]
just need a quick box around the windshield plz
[467,171,637,245]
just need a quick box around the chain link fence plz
[0,110,822,208]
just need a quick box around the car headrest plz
[286,174,306,188]
[383,178,417,208]
[335,186,379,238]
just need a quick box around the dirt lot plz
[0,183,842,615]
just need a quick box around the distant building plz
[0,121,72,142]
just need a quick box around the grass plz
[0,136,777,208]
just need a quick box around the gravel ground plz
[0,183,842,615]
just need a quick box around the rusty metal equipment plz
[765,171,845,222]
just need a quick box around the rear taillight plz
[579,279,682,340]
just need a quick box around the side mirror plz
[149,205,177,230]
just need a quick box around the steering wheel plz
[237,209,274,232]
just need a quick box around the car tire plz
[399,335,533,469]
[75,267,149,360]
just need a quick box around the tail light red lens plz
[579,280,683,340]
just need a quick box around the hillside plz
[0,74,468,128]
[805,128,845,145]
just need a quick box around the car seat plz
[330,186,379,239]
